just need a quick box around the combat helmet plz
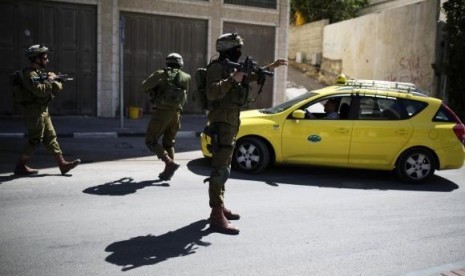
[216,33,243,52]
[166,53,183,68]
[25,44,50,58]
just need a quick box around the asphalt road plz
[1,137,464,276]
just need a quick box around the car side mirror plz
[292,110,306,119]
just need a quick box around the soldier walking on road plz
[142,53,191,181]
[12,44,80,176]
[205,33,287,234]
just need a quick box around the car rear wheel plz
[232,137,270,174]
[395,148,436,183]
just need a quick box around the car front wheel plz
[395,148,436,183]
[232,137,270,174]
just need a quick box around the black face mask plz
[230,49,241,62]
[223,48,242,62]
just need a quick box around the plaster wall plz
[322,0,437,93]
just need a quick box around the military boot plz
[54,154,81,175]
[14,155,39,175]
[159,154,180,181]
[209,206,240,235]
[222,205,240,220]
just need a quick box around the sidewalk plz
[0,114,208,138]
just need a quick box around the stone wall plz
[288,0,439,94]
[288,19,328,64]
[321,0,438,93]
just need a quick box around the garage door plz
[121,12,207,114]
[224,22,275,109]
[0,0,97,115]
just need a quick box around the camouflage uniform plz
[13,44,80,176]
[206,61,252,207]
[19,67,63,156]
[142,53,191,180]
[205,33,287,235]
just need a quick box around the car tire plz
[232,137,270,174]
[395,148,436,183]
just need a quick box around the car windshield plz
[259,92,318,114]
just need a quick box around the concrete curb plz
[0,131,201,139]
[0,133,25,138]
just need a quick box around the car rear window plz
[433,105,458,122]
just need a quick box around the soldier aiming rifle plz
[11,44,80,176]
[31,73,74,83]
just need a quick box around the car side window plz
[358,96,405,120]
[303,96,352,120]
[398,99,428,118]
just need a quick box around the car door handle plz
[395,129,409,135]
[335,128,349,134]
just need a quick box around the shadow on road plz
[105,219,211,271]
[186,158,459,192]
[83,177,169,196]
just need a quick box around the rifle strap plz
[257,76,266,95]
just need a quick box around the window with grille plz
[224,0,277,9]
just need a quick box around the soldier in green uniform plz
[142,53,191,181]
[13,44,80,176]
[206,33,287,234]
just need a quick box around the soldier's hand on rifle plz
[232,69,246,83]
[47,72,58,81]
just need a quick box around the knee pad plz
[209,166,230,186]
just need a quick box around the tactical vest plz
[209,60,249,109]
[151,68,188,109]
[10,68,54,106]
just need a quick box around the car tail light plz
[442,103,465,145]
[453,123,465,145]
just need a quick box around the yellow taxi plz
[200,78,465,183]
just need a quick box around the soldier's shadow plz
[105,219,211,271]
[83,177,169,196]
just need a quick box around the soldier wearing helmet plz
[205,33,287,234]
[13,44,80,176]
[142,53,191,181]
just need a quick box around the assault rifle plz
[224,56,273,95]
[224,56,274,77]
[31,73,74,83]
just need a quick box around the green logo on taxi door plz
[308,135,321,143]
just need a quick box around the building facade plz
[0,0,289,116]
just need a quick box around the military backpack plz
[143,68,187,108]
[9,70,26,105]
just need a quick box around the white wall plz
[322,0,437,93]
